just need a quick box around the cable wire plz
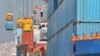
[7,0,10,11]
[26,0,28,17]
[22,0,25,18]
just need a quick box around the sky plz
[0,0,45,43]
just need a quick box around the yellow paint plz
[23,24,33,31]
[25,19,32,25]
[17,18,24,28]
[23,17,33,25]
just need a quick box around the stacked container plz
[22,17,34,53]
[16,17,34,54]
[16,18,24,45]
[22,31,33,46]
[16,28,22,44]
[5,12,13,30]
[47,0,100,56]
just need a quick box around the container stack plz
[72,33,100,56]
[16,17,34,56]
[5,11,13,30]
[48,0,100,56]
[22,17,34,54]
[16,18,24,44]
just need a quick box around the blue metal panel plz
[57,4,62,31]
[76,53,100,56]
[57,32,61,56]
[53,10,58,35]
[47,0,100,56]
[77,0,84,21]
[61,0,77,27]
[47,0,51,17]
[17,28,22,43]
[48,10,58,38]
[52,14,55,36]
[47,16,51,38]
[74,40,100,55]
[48,0,54,17]
[47,18,50,38]
[61,0,68,27]
[75,23,100,39]
[65,23,73,56]
[67,0,77,21]
[47,23,73,56]
[5,21,13,30]
[77,0,100,21]
[47,15,54,38]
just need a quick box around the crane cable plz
[18,0,19,17]
[8,0,11,11]
[26,0,28,17]
[22,0,25,18]
[19,0,22,17]
[28,0,30,17]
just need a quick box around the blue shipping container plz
[47,0,100,56]
[73,23,100,39]
[5,21,13,30]
[17,28,22,43]
[74,40,100,56]
[77,0,100,21]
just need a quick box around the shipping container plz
[48,0,54,17]
[74,40,100,56]
[23,24,33,32]
[22,31,33,45]
[6,12,13,21]
[73,23,100,39]
[24,18,33,25]
[17,28,22,44]
[77,0,100,21]
[17,18,24,28]
[5,21,13,30]
[47,0,100,56]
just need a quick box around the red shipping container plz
[22,31,34,45]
